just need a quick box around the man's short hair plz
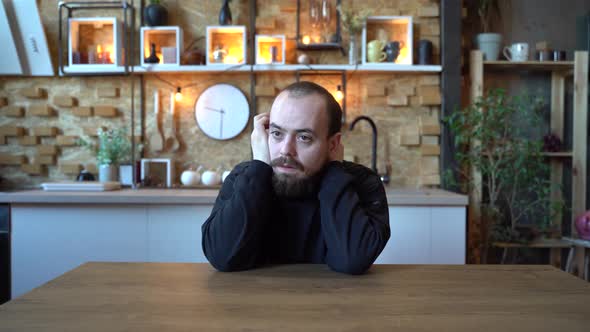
[282,81,342,137]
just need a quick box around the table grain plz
[0,263,589,331]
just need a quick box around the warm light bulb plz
[334,85,344,102]
[175,87,182,102]
[302,35,311,45]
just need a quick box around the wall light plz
[175,87,182,102]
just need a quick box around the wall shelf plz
[483,60,575,72]
[132,64,442,74]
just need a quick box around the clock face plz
[194,84,250,140]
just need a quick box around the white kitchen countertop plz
[0,188,467,206]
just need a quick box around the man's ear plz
[328,133,342,153]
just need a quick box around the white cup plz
[503,43,529,62]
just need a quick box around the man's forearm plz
[318,162,390,275]
[202,161,274,271]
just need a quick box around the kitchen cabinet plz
[8,193,465,298]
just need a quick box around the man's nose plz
[280,135,297,156]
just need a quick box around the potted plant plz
[337,5,371,65]
[443,89,565,263]
[78,128,135,182]
[475,0,503,60]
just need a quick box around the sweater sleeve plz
[318,162,390,275]
[201,160,274,272]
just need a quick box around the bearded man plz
[202,81,390,275]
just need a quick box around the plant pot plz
[98,164,118,183]
[144,3,168,27]
[475,33,502,61]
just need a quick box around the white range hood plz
[0,0,54,76]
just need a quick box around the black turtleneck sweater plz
[201,160,390,275]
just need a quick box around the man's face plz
[268,92,335,182]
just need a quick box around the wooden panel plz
[59,164,82,174]
[421,136,439,145]
[422,174,441,185]
[469,50,484,264]
[21,164,43,175]
[0,126,24,136]
[72,107,93,117]
[18,136,39,146]
[4,106,24,117]
[367,86,387,97]
[421,123,441,135]
[400,134,420,146]
[550,71,565,236]
[56,136,78,146]
[29,105,55,117]
[53,96,76,107]
[0,154,26,165]
[0,97,6,107]
[386,95,408,106]
[20,87,44,99]
[32,126,58,137]
[0,136,5,145]
[256,17,276,30]
[419,75,440,86]
[421,156,440,175]
[421,144,441,156]
[34,155,55,165]
[94,106,117,117]
[83,126,104,137]
[418,4,439,17]
[418,86,442,105]
[255,86,276,96]
[37,145,58,155]
[572,51,588,244]
[97,88,119,98]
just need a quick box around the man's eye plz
[270,131,282,138]
[298,135,312,142]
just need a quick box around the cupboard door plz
[430,207,466,264]
[374,207,431,264]
[11,204,148,298]
[147,205,212,263]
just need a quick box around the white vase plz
[349,34,359,65]
[98,164,118,182]
[475,33,503,61]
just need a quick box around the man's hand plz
[251,113,270,164]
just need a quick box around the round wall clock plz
[194,84,250,140]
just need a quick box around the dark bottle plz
[143,0,168,26]
[145,43,160,64]
[219,0,232,25]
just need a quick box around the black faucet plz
[349,116,377,174]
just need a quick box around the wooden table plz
[0,263,589,331]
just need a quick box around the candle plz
[154,90,159,115]
[170,92,175,115]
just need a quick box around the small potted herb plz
[78,128,137,182]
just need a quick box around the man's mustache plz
[270,156,303,170]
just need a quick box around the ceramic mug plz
[367,40,387,63]
[503,43,529,62]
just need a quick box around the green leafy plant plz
[78,128,138,166]
[336,5,372,35]
[443,89,565,251]
[477,0,501,33]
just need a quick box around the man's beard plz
[270,156,323,198]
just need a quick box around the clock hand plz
[204,106,224,113]
[220,108,224,138]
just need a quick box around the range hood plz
[0,0,54,76]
